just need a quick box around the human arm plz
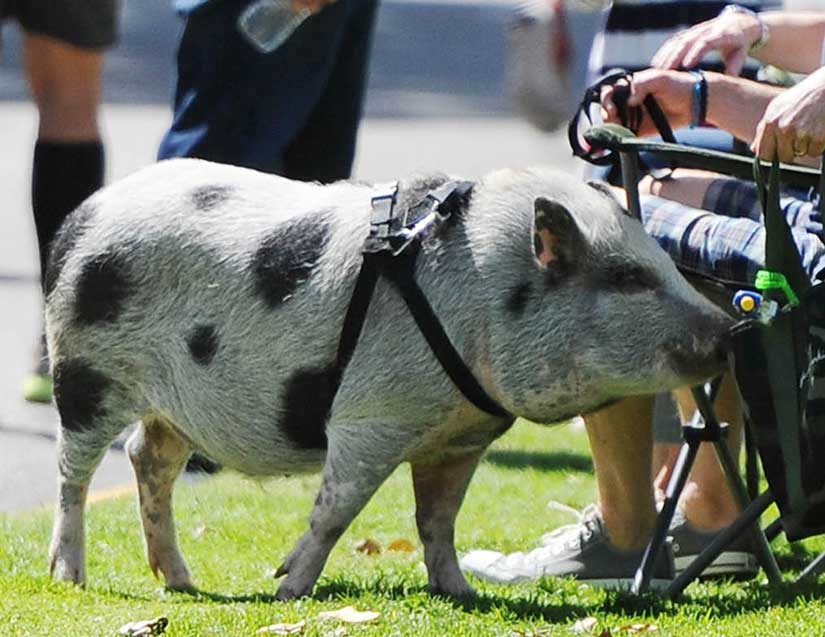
[652,11,825,76]
[601,69,781,143]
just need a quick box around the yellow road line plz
[87,483,134,505]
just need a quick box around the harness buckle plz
[364,180,473,257]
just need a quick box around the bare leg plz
[23,33,103,142]
[126,417,194,590]
[639,168,718,208]
[584,396,657,551]
[21,35,106,398]
[412,451,482,597]
[275,424,411,600]
[673,374,743,530]
[652,442,681,505]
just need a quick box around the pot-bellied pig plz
[45,159,731,599]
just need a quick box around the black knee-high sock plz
[31,140,104,277]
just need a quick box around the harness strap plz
[568,68,676,166]
[334,181,510,419]
[335,257,381,376]
[381,255,511,418]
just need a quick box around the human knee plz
[639,169,717,208]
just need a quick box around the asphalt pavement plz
[0,0,573,513]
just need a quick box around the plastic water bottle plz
[237,0,313,54]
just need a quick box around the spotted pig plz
[46,159,731,599]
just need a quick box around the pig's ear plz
[532,197,581,269]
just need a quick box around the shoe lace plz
[543,502,604,553]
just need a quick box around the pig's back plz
[44,159,372,474]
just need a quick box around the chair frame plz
[583,124,824,598]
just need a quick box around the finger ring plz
[793,139,809,157]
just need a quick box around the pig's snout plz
[661,308,734,383]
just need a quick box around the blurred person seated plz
[461,7,825,588]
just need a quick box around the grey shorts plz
[0,0,119,49]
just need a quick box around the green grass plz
[4,421,825,636]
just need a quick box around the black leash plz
[568,68,676,166]
[334,181,510,419]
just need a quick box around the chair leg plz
[632,439,700,594]
[797,551,825,582]
[764,517,784,543]
[714,438,782,585]
[666,490,775,598]
[745,422,760,500]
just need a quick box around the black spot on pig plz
[251,214,330,308]
[45,201,96,298]
[53,358,111,433]
[279,367,338,449]
[507,282,531,315]
[74,252,132,324]
[188,325,219,365]
[191,185,233,211]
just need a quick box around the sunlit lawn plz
[3,421,825,636]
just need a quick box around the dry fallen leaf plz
[387,538,416,552]
[598,630,613,637]
[256,619,306,634]
[570,617,599,634]
[514,629,551,637]
[618,623,658,633]
[318,606,380,623]
[118,616,168,637]
[355,538,382,555]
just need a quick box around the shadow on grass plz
[108,546,825,622]
[313,567,825,622]
[483,449,593,473]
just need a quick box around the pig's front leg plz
[412,451,483,598]
[275,423,413,600]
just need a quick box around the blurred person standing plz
[157,0,379,183]
[0,2,120,403]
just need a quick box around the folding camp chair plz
[571,104,825,597]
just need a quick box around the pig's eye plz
[602,265,658,292]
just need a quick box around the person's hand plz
[600,69,695,136]
[651,10,763,75]
[753,67,825,162]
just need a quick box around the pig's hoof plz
[430,577,476,599]
[165,581,197,594]
[49,554,86,586]
[275,582,312,601]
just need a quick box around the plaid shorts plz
[641,177,825,287]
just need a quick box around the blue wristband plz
[689,70,707,129]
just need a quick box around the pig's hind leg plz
[49,360,136,585]
[125,416,194,590]
[275,423,416,600]
[411,451,482,597]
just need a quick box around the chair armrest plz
[584,125,822,191]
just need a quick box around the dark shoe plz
[669,509,758,578]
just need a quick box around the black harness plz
[333,181,511,419]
